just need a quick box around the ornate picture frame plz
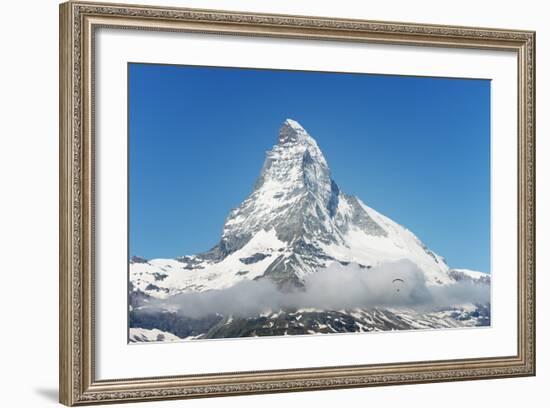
[59,1,535,405]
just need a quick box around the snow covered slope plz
[128,328,182,343]
[130,119,480,299]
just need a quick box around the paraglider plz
[392,278,405,292]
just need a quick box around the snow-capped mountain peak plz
[220,119,336,263]
[131,119,474,297]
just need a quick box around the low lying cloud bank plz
[148,260,490,319]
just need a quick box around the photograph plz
[128,64,492,343]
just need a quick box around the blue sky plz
[129,63,491,272]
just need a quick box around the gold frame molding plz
[59,1,536,405]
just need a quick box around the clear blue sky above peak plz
[129,63,490,272]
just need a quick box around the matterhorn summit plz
[132,119,473,294]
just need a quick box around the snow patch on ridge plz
[131,229,286,297]
[129,328,182,343]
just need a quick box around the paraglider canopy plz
[392,278,405,292]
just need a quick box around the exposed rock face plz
[130,255,149,264]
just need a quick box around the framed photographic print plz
[59,1,536,405]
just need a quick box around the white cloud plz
[147,260,490,318]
